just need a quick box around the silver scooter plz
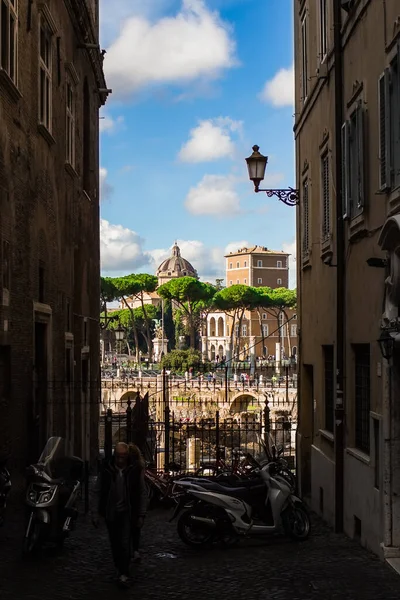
[171,463,310,548]
[23,437,83,555]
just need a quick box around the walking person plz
[128,443,146,563]
[95,442,147,588]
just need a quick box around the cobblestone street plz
[1,502,400,600]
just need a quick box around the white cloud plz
[178,117,242,163]
[100,167,113,201]
[224,240,250,256]
[104,0,237,98]
[100,219,151,273]
[259,63,294,107]
[99,114,124,134]
[282,239,297,288]
[100,223,226,281]
[184,174,240,216]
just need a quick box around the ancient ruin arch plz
[229,392,263,414]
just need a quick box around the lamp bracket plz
[256,187,299,206]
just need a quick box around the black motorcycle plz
[0,455,11,527]
[23,437,84,555]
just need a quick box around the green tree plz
[100,277,117,315]
[213,285,260,358]
[257,287,297,361]
[157,277,216,348]
[161,349,211,373]
[111,274,158,361]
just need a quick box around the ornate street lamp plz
[114,325,126,342]
[377,329,395,361]
[245,145,299,206]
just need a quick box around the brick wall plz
[0,0,108,471]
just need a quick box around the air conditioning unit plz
[341,0,355,12]
[316,62,328,80]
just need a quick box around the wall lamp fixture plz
[245,146,299,206]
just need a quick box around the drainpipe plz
[333,0,345,534]
[383,355,393,549]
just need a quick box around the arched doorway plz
[210,344,216,361]
[218,345,224,358]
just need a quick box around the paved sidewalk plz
[1,504,400,600]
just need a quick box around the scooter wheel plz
[282,503,311,541]
[177,509,215,548]
[22,522,41,557]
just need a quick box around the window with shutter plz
[301,12,308,102]
[302,178,309,255]
[342,102,365,219]
[341,121,349,218]
[378,44,400,192]
[390,52,400,189]
[378,71,390,190]
[321,153,330,239]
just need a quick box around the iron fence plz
[99,393,297,475]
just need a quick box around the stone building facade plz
[0,0,108,470]
[295,0,400,560]
[203,246,297,365]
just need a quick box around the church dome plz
[157,243,198,283]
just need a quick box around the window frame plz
[301,10,308,102]
[38,14,53,132]
[354,344,371,454]
[262,324,269,337]
[257,277,262,284]
[277,260,282,268]
[290,324,297,337]
[277,278,282,285]
[257,260,262,267]
[342,100,365,220]
[66,78,76,168]
[323,345,334,432]
[302,177,310,256]
[378,43,400,192]
[0,0,18,84]
[319,0,327,62]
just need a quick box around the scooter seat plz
[195,479,265,499]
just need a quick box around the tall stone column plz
[249,336,256,375]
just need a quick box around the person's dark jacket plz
[97,458,148,521]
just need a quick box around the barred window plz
[321,153,330,239]
[354,344,370,454]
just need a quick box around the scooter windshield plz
[37,437,67,479]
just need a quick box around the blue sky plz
[99,0,296,286]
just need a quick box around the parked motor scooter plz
[0,455,11,527]
[23,437,84,555]
[171,463,310,548]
